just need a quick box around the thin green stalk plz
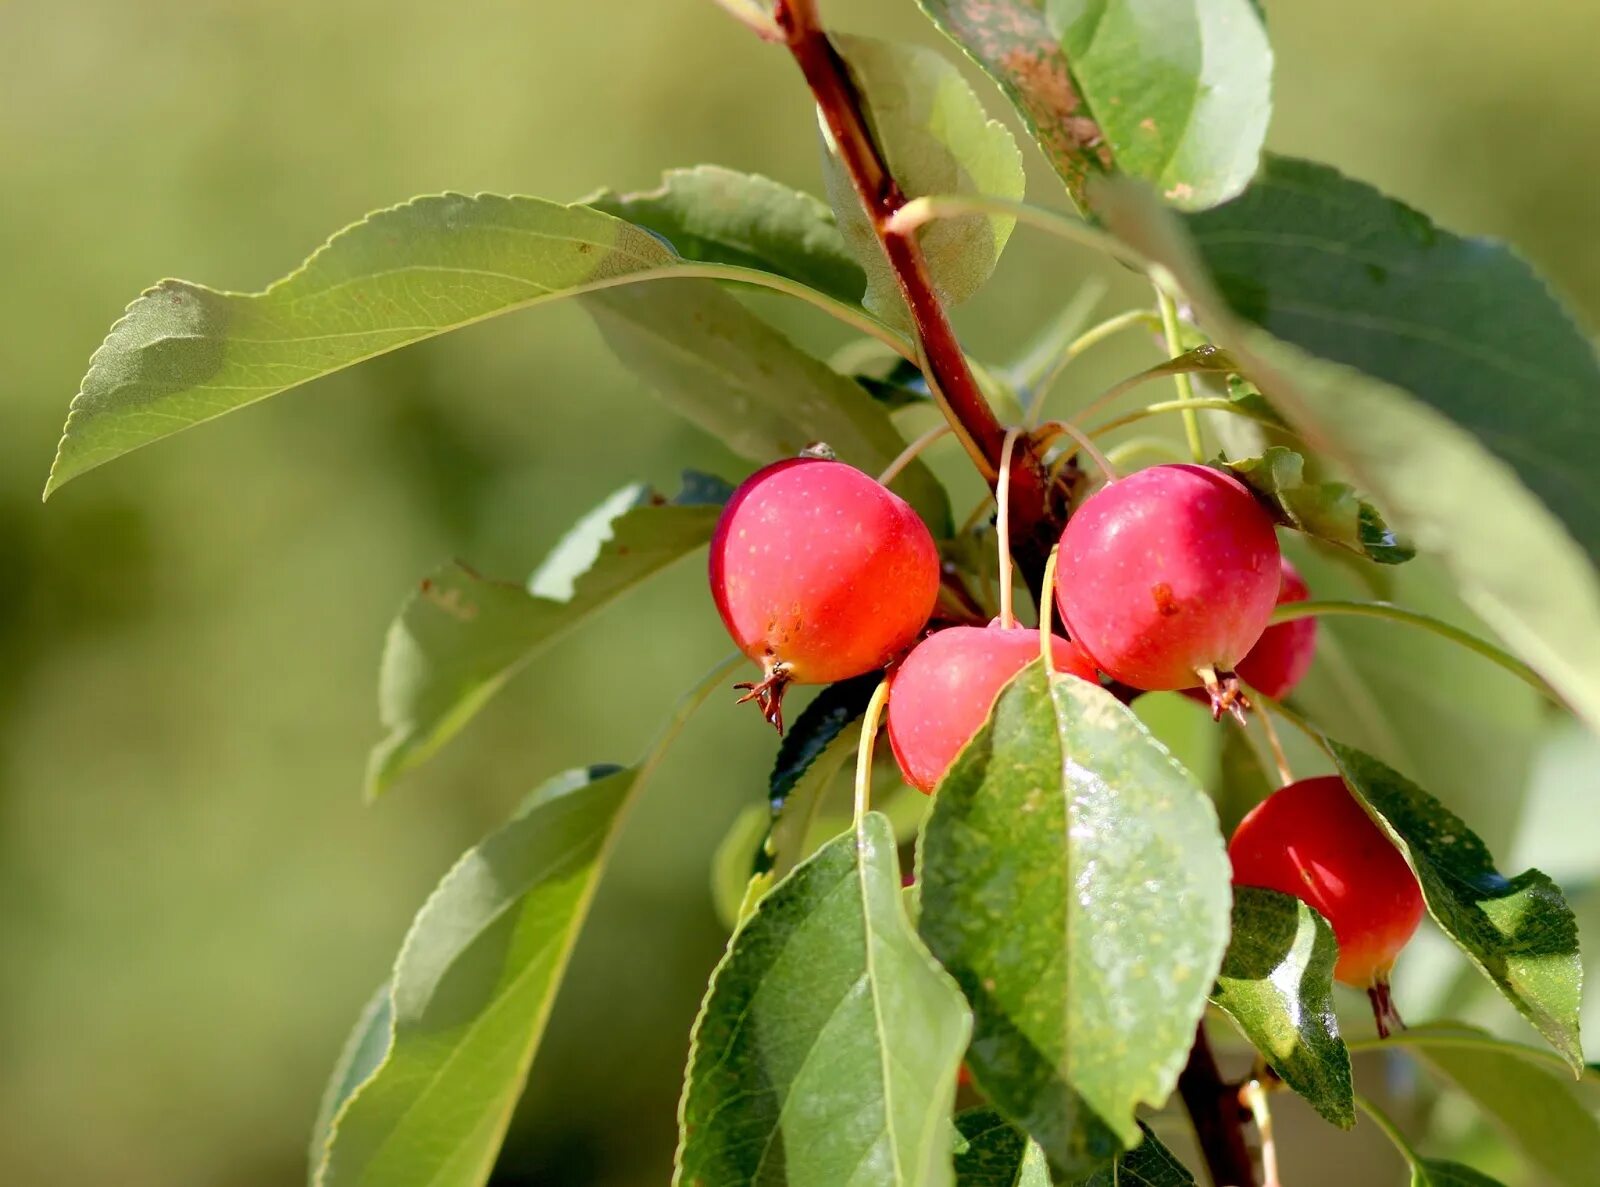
[1088,397,1292,440]
[1104,436,1190,470]
[1271,600,1558,703]
[889,194,1151,271]
[1353,1093,1420,1165]
[1025,309,1159,426]
[1345,1031,1595,1080]
[1011,277,1108,393]
[686,262,915,360]
[1155,285,1206,461]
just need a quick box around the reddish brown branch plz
[770,0,1064,592]
[1178,1022,1259,1187]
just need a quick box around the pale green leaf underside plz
[1211,888,1354,1128]
[676,814,972,1187]
[919,0,1271,210]
[367,473,725,797]
[316,763,636,1187]
[1403,1024,1600,1187]
[1329,742,1583,1069]
[919,664,1231,1171]
[47,193,939,518]
[1092,166,1600,735]
[823,34,1025,328]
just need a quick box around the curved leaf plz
[676,814,971,1187]
[1092,160,1600,734]
[318,657,734,1187]
[1211,887,1354,1128]
[1328,741,1583,1069]
[823,35,1025,326]
[918,664,1232,1172]
[1399,1024,1600,1187]
[1416,1162,1507,1187]
[1220,448,1413,564]
[918,0,1271,210]
[1071,1124,1196,1186]
[367,472,728,796]
[585,166,865,304]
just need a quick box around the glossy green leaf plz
[1328,741,1583,1069]
[1399,1025,1600,1187]
[317,658,732,1185]
[953,1109,1052,1187]
[46,196,677,495]
[1092,161,1600,734]
[822,35,1025,326]
[367,473,727,796]
[584,281,948,527]
[918,663,1232,1171]
[676,814,971,1187]
[585,166,866,304]
[918,0,1271,210]
[1221,447,1414,564]
[1072,1124,1196,1186]
[1211,888,1354,1128]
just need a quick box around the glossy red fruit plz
[1236,557,1318,699]
[887,622,1098,793]
[710,456,939,731]
[1229,775,1424,989]
[1053,464,1280,709]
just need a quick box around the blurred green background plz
[3,2,1597,1185]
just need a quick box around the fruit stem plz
[876,422,952,487]
[1254,704,1295,786]
[1105,436,1190,470]
[1087,396,1294,441]
[853,679,891,829]
[1178,1022,1260,1187]
[1239,1077,1281,1187]
[996,427,1023,629]
[1010,277,1106,398]
[1270,600,1560,704]
[1039,544,1062,670]
[1036,419,1120,481]
[1155,284,1208,462]
[1022,306,1157,426]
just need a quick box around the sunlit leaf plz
[1221,447,1414,563]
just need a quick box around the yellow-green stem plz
[1155,284,1206,462]
[853,680,892,829]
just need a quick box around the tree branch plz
[1178,1022,1259,1187]
[770,0,1065,590]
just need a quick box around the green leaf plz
[1211,887,1354,1128]
[1399,1024,1600,1187]
[584,281,949,528]
[309,985,392,1179]
[45,195,679,495]
[676,814,972,1187]
[1071,1124,1196,1186]
[1416,1161,1508,1187]
[953,1109,1052,1187]
[918,664,1232,1171]
[822,35,1025,326]
[585,166,867,305]
[769,673,881,819]
[1220,447,1414,564]
[367,473,727,796]
[1092,160,1600,734]
[918,0,1271,210]
[712,804,773,931]
[1327,741,1583,1069]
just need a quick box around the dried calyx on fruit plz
[1053,463,1281,721]
[708,453,939,733]
[1228,774,1425,1036]
[886,622,1097,793]
[1182,555,1318,705]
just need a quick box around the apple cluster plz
[710,454,1423,998]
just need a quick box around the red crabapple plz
[1053,464,1279,717]
[886,622,1098,793]
[1229,774,1424,1033]
[1235,556,1317,699]
[709,456,939,732]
